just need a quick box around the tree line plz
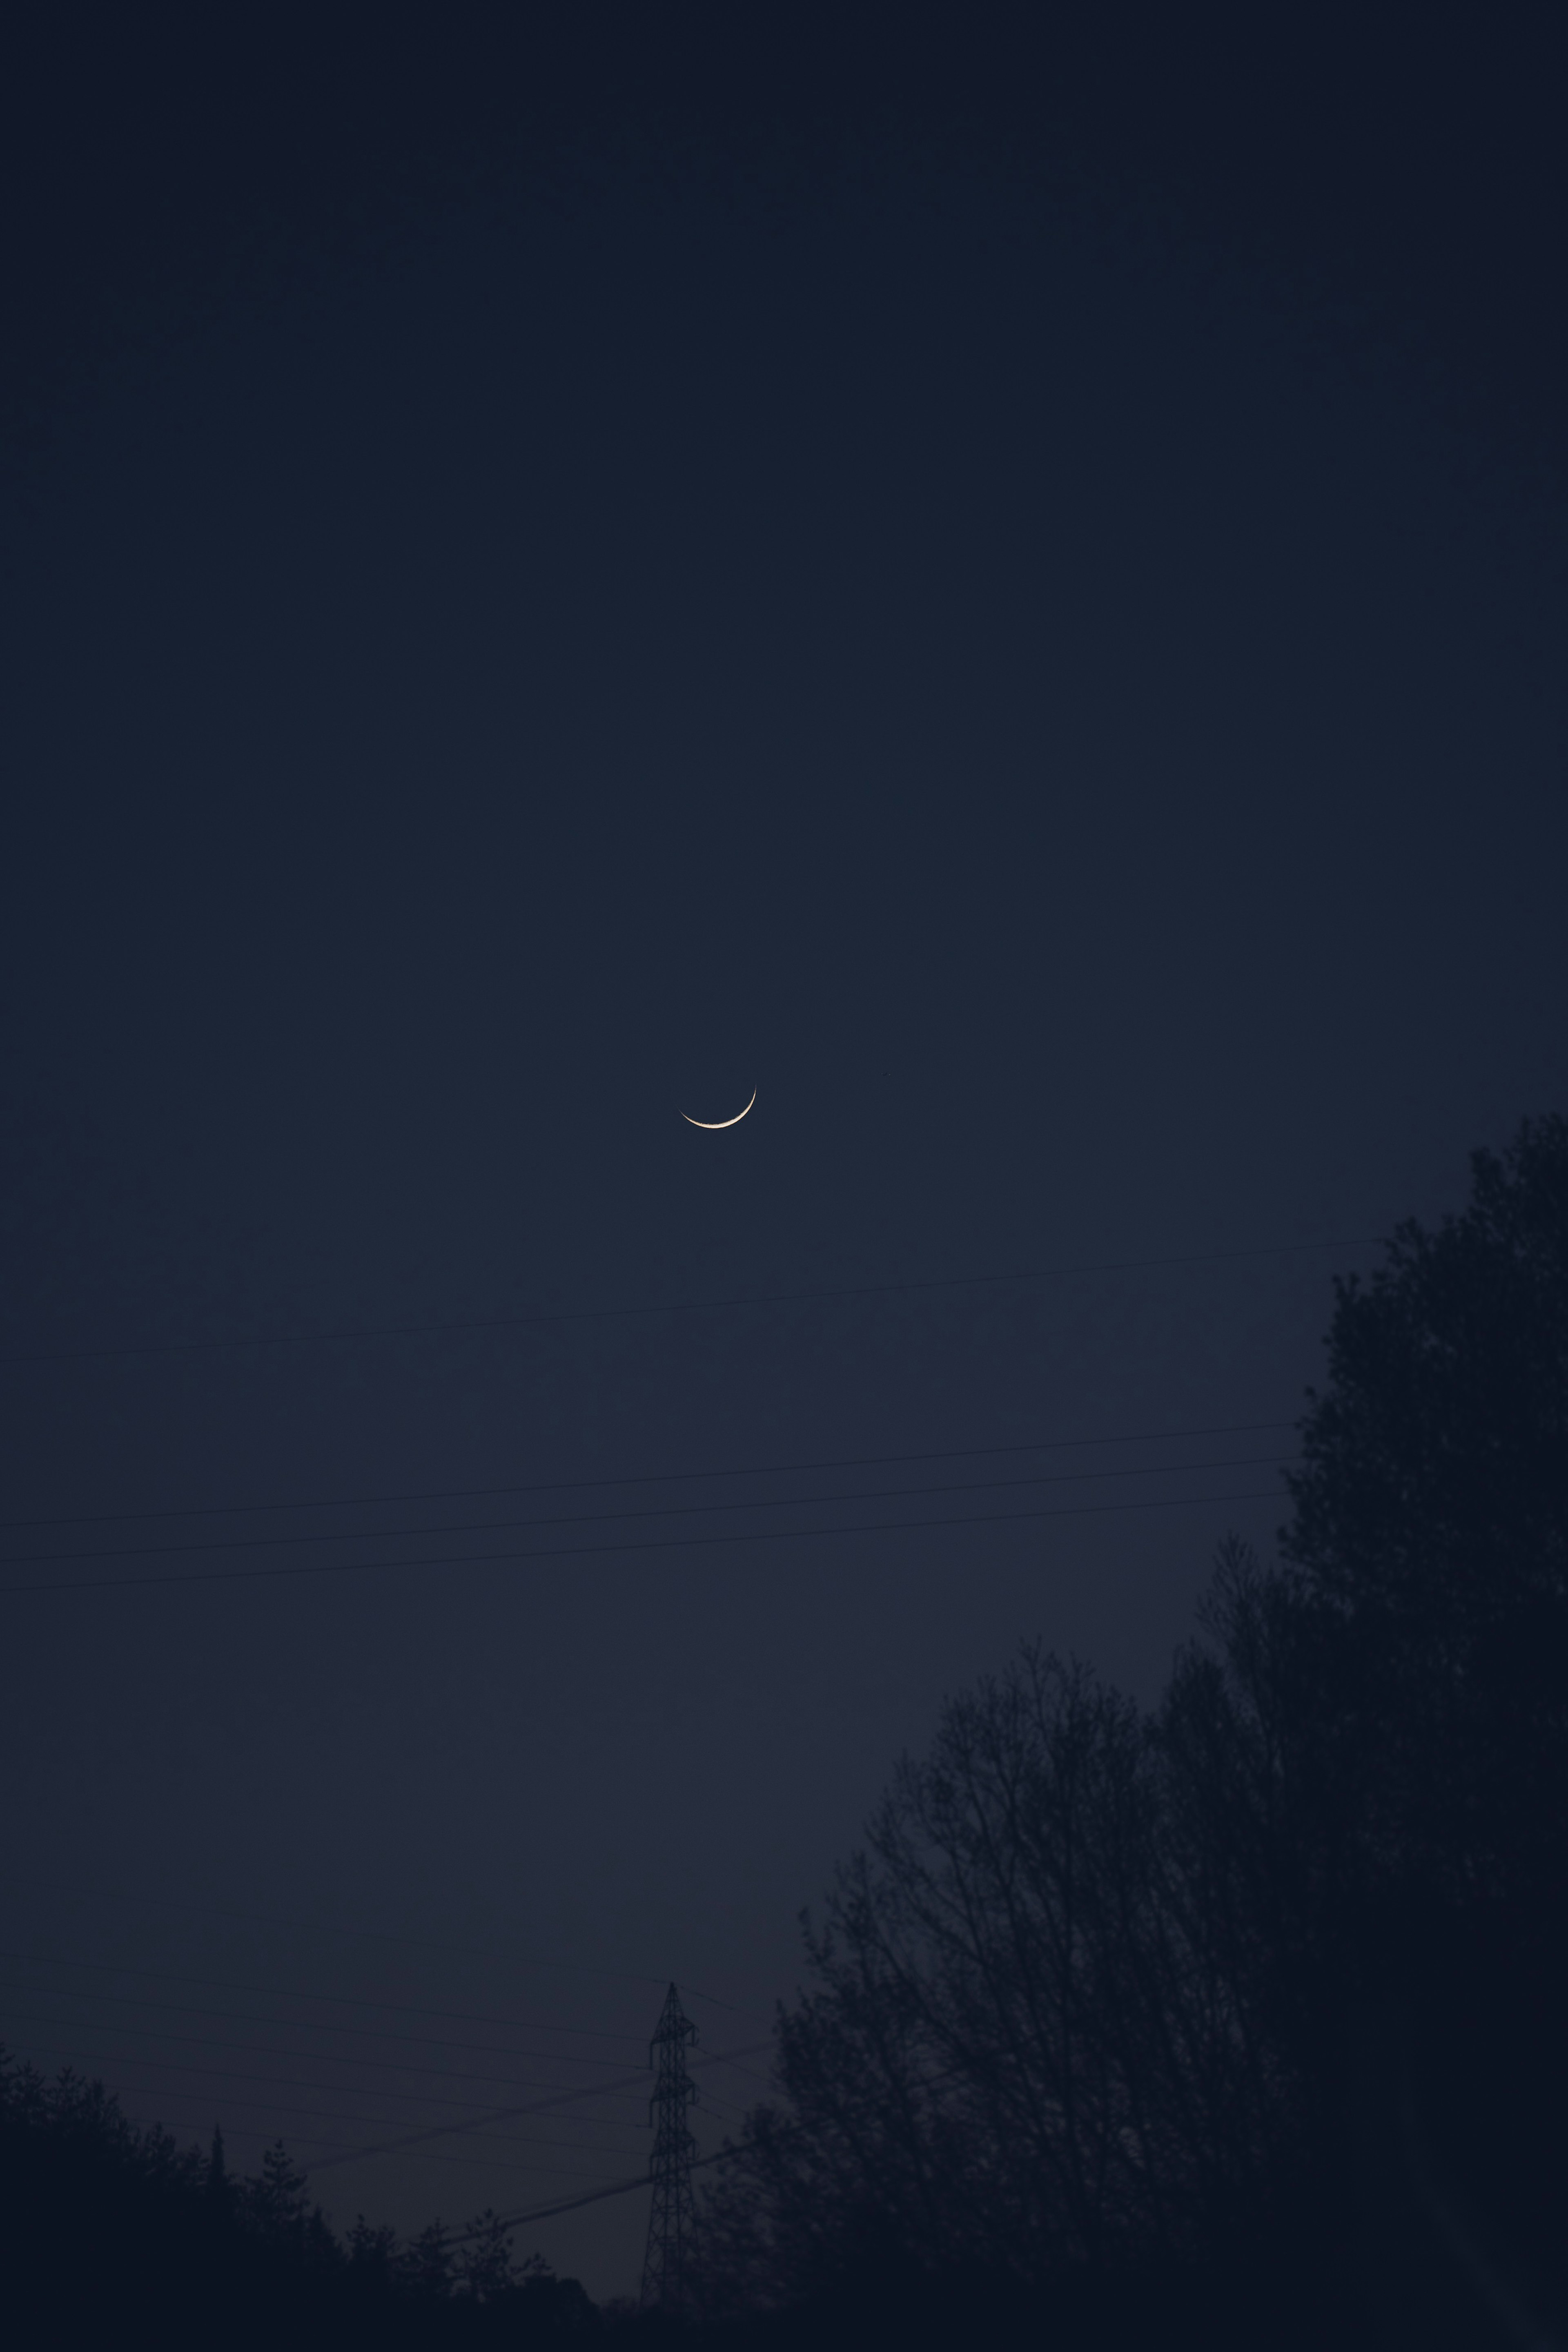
[4,1115,1565,2348]
[0,2054,598,2345]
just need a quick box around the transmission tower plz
[640,1981,698,2311]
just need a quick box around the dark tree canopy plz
[695,1116,1568,2349]
[1287,1114,1568,1624]
[0,2050,599,2350]
[1281,1115,1568,1911]
[695,1652,1286,2303]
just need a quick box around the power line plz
[0,1232,1377,1369]
[0,1938,758,2041]
[450,2144,745,2245]
[16,2086,641,2167]
[0,1960,648,2064]
[5,2036,682,2197]
[7,2019,759,2161]
[0,1879,687,1997]
[1,1447,1292,1569]
[704,2054,774,2090]
[0,1480,1291,1598]
[7,2037,758,2203]
[452,2171,659,2238]
[0,2052,637,2177]
[3,2027,766,2154]
[227,2136,618,2180]
[12,2041,747,2201]
[0,1957,778,2140]
[693,2092,748,2124]
[0,2004,656,2100]
[306,2042,773,2176]
[172,2122,624,2179]
[0,2052,641,2167]
[0,2023,648,2114]
[0,1959,775,2102]
[0,1416,1294,1541]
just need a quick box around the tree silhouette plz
[1283,1112,1568,1910]
[402,2217,455,2302]
[693,1649,1295,2326]
[0,2051,595,2346]
[249,2139,310,2240]
[458,2208,518,2304]
[695,1115,1568,2345]
[205,2122,231,2209]
[1268,1114,1568,2335]
[346,2213,400,2286]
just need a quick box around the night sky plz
[2,0,1566,2300]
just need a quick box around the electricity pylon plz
[640,1981,698,2311]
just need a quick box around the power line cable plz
[0,1417,1294,1537]
[0,1232,1378,1369]
[0,2051,637,2177]
[3,2022,766,2141]
[0,1947,639,2041]
[0,2058,642,2168]
[26,2097,642,2170]
[0,1941,733,2042]
[298,2145,626,2178]
[450,2145,746,2243]
[0,2023,648,2113]
[305,2042,771,2177]
[0,1480,1291,1598]
[1,1447,1292,1569]
[0,1960,777,2107]
[0,2003,658,2098]
[703,2055,775,2090]
[232,2136,618,2179]
[0,1880,702,1999]
[6,2037,705,2200]
[0,1961,650,2065]
[452,2172,658,2237]
[0,1958,779,2152]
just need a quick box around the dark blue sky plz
[2,0,1566,2298]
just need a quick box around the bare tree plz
[697,1648,1289,2311]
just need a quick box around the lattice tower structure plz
[640,1981,699,2310]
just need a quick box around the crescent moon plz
[681,1088,757,1130]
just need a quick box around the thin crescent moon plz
[681,1088,757,1130]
